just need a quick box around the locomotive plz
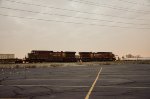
[79,52,116,62]
[25,50,77,63]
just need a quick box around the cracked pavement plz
[0,63,150,99]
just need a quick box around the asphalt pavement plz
[0,63,150,99]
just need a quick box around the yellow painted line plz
[85,67,102,99]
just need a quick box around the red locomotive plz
[79,52,116,62]
[25,50,77,63]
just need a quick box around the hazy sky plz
[0,0,150,58]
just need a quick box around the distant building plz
[0,54,15,59]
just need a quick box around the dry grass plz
[0,60,150,69]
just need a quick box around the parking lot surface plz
[0,63,150,99]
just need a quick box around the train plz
[25,50,116,63]
[0,50,116,63]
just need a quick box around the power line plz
[68,0,150,14]
[0,13,150,29]
[4,0,149,21]
[1,6,150,26]
[73,0,150,7]
[117,0,150,6]
[69,0,150,12]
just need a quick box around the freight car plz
[0,58,23,64]
[25,50,77,63]
[0,54,23,63]
[79,52,115,62]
